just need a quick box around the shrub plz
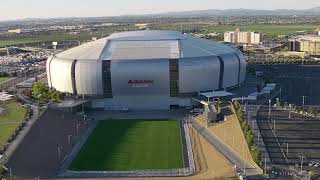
[232,101,261,166]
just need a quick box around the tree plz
[32,82,48,99]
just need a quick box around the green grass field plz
[0,102,26,148]
[69,119,184,171]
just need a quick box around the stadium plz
[46,30,246,110]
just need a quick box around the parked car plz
[314,162,320,168]
[309,161,316,167]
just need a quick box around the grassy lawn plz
[70,119,184,171]
[0,77,13,84]
[0,102,26,148]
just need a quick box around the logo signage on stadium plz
[128,80,154,84]
[128,80,154,88]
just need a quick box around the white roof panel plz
[54,30,238,60]
[101,40,179,60]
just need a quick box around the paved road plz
[191,120,263,179]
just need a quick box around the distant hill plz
[155,7,320,17]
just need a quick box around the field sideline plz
[69,119,184,171]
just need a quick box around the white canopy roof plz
[54,30,238,60]
[0,92,13,101]
[200,91,234,98]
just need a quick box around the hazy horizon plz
[1,0,320,21]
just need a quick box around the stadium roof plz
[55,30,239,61]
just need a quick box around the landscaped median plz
[232,100,261,166]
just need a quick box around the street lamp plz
[67,134,72,145]
[301,96,307,107]
[298,155,306,173]
[283,142,289,157]
[289,104,292,119]
[57,146,62,159]
[268,99,271,117]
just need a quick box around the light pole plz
[283,142,288,157]
[298,155,306,173]
[301,96,307,107]
[57,146,62,159]
[67,134,72,145]
[76,123,80,135]
[268,99,271,117]
[257,133,260,149]
[289,104,292,119]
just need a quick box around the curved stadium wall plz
[46,31,246,110]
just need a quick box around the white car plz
[314,163,320,168]
[309,161,315,167]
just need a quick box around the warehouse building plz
[46,30,246,110]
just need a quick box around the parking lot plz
[257,105,320,170]
[254,64,320,106]
[6,109,86,179]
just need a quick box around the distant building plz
[134,23,148,30]
[289,35,320,55]
[8,29,22,34]
[224,28,262,45]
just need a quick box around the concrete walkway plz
[191,120,263,179]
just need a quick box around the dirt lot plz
[203,105,256,166]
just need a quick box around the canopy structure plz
[200,91,234,98]
[0,92,13,102]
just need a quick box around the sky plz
[1,0,320,21]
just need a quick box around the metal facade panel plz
[46,56,54,88]
[110,59,170,95]
[75,60,103,95]
[179,56,220,93]
[235,49,247,83]
[221,54,239,88]
[101,40,179,60]
[50,58,73,93]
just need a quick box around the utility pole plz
[298,155,306,173]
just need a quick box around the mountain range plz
[154,7,320,17]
